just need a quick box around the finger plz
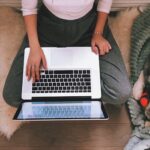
[91,41,99,55]
[27,65,31,81]
[108,42,112,50]
[106,47,110,53]
[93,46,99,55]
[31,65,36,83]
[104,48,108,54]
[42,54,47,69]
[97,44,104,55]
[26,63,29,77]
[104,45,109,53]
[102,43,110,55]
[35,64,40,81]
[100,49,105,55]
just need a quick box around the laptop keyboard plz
[32,70,91,94]
[31,105,91,118]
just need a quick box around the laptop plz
[14,47,108,120]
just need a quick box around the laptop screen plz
[14,101,108,120]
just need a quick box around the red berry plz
[140,97,149,107]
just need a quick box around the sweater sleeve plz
[21,0,38,16]
[97,0,113,13]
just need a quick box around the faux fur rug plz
[0,6,140,139]
[0,7,25,139]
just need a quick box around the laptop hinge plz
[31,96,91,101]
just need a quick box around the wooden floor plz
[0,104,131,150]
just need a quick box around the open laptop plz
[14,47,108,120]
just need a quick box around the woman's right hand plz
[26,46,47,83]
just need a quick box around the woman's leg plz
[100,25,132,105]
[3,36,29,107]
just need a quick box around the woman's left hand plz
[91,34,112,55]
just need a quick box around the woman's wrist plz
[92,31,103,38]
[29,39,41,51]
[93,31,103,35]
[29,43,41,52]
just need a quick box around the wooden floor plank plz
[0,147,123,150]
[0,123,131,147]
[104,104,130,124]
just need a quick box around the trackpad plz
[51,50,74,67]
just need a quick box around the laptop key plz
[65,83,68,86]
[61,83,64,86]
[59,87,62,90]
[55,87,58,90]
[83,70,86,74]
[57,83,60,86]
[42,75,45,78]
[49,83,52,86]
[73,83,76,86]
[53,83,56,86]
[54,70,73,74]
[79,70,82,74]
[82,74,90,78]
[37,83,40,86]
[85,78,91,82]
[32,83,36,87]
[32,87,37,91]
[74,70,78,74]
[54,75,57,78]
[76,78,79,82]
[63,87,66,90]
[48,71,53,74]
[45,83,48,86]
[45,70,48,74]
[50,75,53,78]
[85,82,91,86]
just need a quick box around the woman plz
[3,0,131,107]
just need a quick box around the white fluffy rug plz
[0,6,139,139]
[0,7,25,139]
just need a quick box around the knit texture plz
[128,5,150,139]
[130,6,150,84]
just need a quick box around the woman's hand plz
[26,46,47,83]
[91,34,112,55]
